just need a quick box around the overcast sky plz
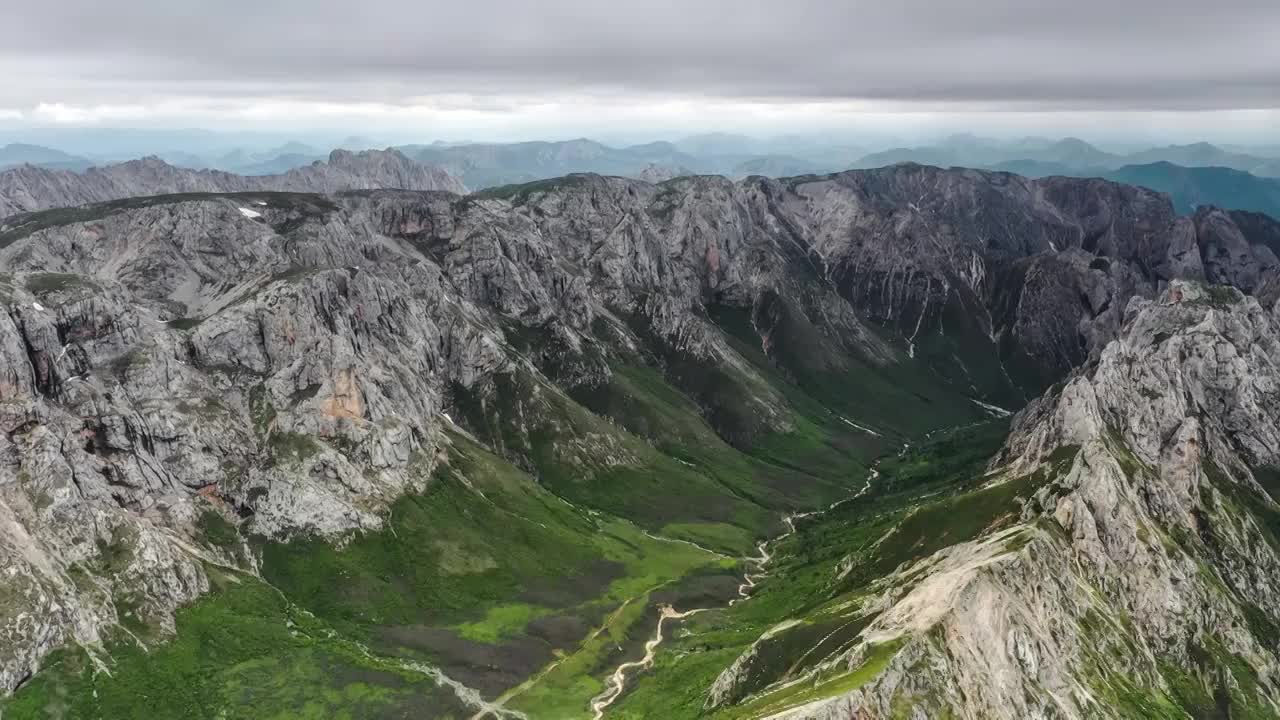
[2,0,1278,143]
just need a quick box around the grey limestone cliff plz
[1,166,1279,708]
[722,282,1280,718]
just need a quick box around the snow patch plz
[237,207,262,219]
[32,302,45,312]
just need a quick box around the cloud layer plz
[2,0,1278,142]
[5,0,1279,108]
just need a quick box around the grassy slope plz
[572,364,867,519]
[708,304,984,441]
[264,432,740,718]
[2,569,473,720]
[616,430,1280,719]
[6,433,734,720]
[450,368,787,555]
[610,421,1045,719]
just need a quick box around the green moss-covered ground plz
[2,571,472,720]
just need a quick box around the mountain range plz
[0,148,465,216]
[396,137,854,188]
[0,158,1279,718]
[1103,162,1280,218]
[858,136,1280,178]
[0,143,95,172]
[978,160,1280,219]
[9,138,1280,225]
[7,133,1278,190]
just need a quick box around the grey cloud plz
[2,0,1279,109]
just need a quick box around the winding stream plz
[589,605,712,720]
[587,459,886,718]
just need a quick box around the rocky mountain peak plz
[325,147,412,167]
[0,150,466,218]
[2,165,1280,718]
[327,147,358,164]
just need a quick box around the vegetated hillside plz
[1,165,1279,718]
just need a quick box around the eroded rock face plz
[1195,208,1280,305]
[1,167,1278,701]
[0,186,827,691]
[748,283,1280,718]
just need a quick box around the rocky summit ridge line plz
[0,164,1279,718]
[0,148,467,217]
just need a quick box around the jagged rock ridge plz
[0,148,467,217]
[697,281,1280,719]
[0,166,1278,715]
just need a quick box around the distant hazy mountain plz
[337,135,380,151]
[985,157,1280,218]
[1103,162,1280,217]
[151,143,326,175]
[982,159,1280,218]
[233,152,327,176]
[0,149,465,217]
[0,128,346,164]
[731,154,827,177]
[858,137,1280,178]
[986,159,1089,178]
[265,141,320,157]
[1032,137,1121,167]
[1127,142,1242,166]
[400,137,843,188]
[0,143,94,172]
[856,146,967,169]
[1125,143,1280,177]
[673,132,768,156]
[1238,144,1280,158]
[401,138,707,188]
[857,136,1124,171]
[155,150,212,170]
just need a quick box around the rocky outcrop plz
[0,187,809,692]
[10,163,1280,403]
[738,282,1280,718]
[1,165,1279,704]
[1194,207,1280,305]
[635,163,692,183]
[0,149,466,217]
